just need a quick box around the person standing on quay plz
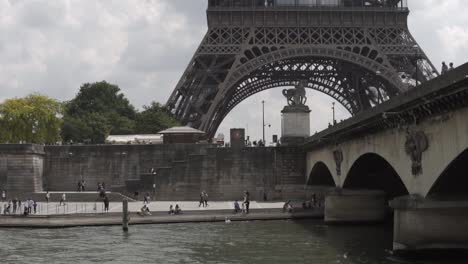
[12,198,17,214]
[243,191,250,214]
[203,191,209,207]
[103,196,110,212]
[45,191,50,203]
[60,193,66,206]
[441,62,448,74]
[199,192,205,207]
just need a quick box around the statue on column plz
[282,80,308,106]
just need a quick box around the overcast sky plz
[1,0,467,142]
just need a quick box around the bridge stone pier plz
[304,64,468,251]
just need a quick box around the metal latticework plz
[166,0,437,137]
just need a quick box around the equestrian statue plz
[282,80,308,106]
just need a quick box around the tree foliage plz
[61,81,137,144]
[0,94,63,144]
[135,102,180,134]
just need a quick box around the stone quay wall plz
[0,144,44,194]
[41,144,306,201]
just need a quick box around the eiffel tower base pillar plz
[280,105,311,146]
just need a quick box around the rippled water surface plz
[0,220,464,264]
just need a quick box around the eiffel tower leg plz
[166,3,438,138]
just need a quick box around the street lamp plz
[332,102,336,125]
[262,100,271,145]
[262,100,265,143]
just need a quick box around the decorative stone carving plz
[333,149,344,176]
[282,80,308,106]
[405,131,429,176]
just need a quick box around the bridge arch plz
[427,148,468,199]
[202,47,405,135]
[343,153,409,199]
[307,161,337,187]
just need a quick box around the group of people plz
[283,193,323,213]
[97,182,106,192]
[233,191,251,214]
[199,191,209,207]
[77,180,86,192]
[2,198,38,216]
[168,204,182,215]
[441,62,455,75]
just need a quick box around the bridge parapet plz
[305,62,468,198]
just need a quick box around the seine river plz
[0,220,464,264]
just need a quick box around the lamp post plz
[261,100,271,145]
[413,44,420,86]
[262,100,265,143]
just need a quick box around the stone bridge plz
[303,63,468,252]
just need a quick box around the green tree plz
[135,102,180,134]
[62,81,137,144]
[0,94,63,144]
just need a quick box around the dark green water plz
[0,220,464,264]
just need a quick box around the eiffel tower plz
[166,0,437,137]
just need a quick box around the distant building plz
[106,134,163,145]
[215,133,225,146]
[230,128,245,149]
[158,126,206,144]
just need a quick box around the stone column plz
[281,105,311,145]
[325,189,387,223]
[0,144,45,194]
[390,196,468,253]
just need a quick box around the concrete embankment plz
[0,209,323,228]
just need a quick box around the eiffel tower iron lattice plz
[166,0,438,138]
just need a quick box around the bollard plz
[122,199,129,232]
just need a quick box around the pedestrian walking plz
[449,62,455,71]
[143,193,151,205]
[243,190,250,214]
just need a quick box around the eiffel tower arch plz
[166,0,438,137]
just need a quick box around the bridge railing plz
[208,0,408,9]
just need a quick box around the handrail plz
[208,6,409,12]
[208,0,407,9]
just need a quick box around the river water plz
[0,220,464,264]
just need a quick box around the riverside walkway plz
[0,201,323,228]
